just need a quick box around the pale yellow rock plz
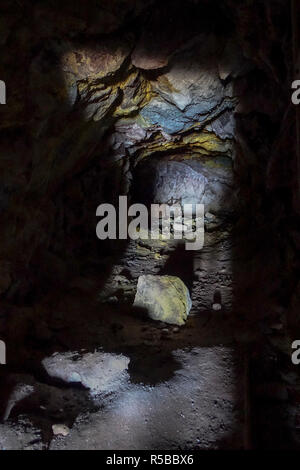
[134,275,192,326]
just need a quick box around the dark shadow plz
[158,245,194,292]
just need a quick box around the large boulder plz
[133,275,192,326]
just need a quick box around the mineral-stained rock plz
[133,275,192,326]
[140,35,228,134]
[33,4,87,38]
[145,161,207,206]
[206,111,236,140]
[155,36,223,110]
[218,39,252,81]
[61,37,132,82]
[288,281,300,330]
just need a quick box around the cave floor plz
[0,280,251,450]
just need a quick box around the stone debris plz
[134,275,192,326]
[42,351,130,396]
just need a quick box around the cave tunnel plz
[0,0,300,452]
